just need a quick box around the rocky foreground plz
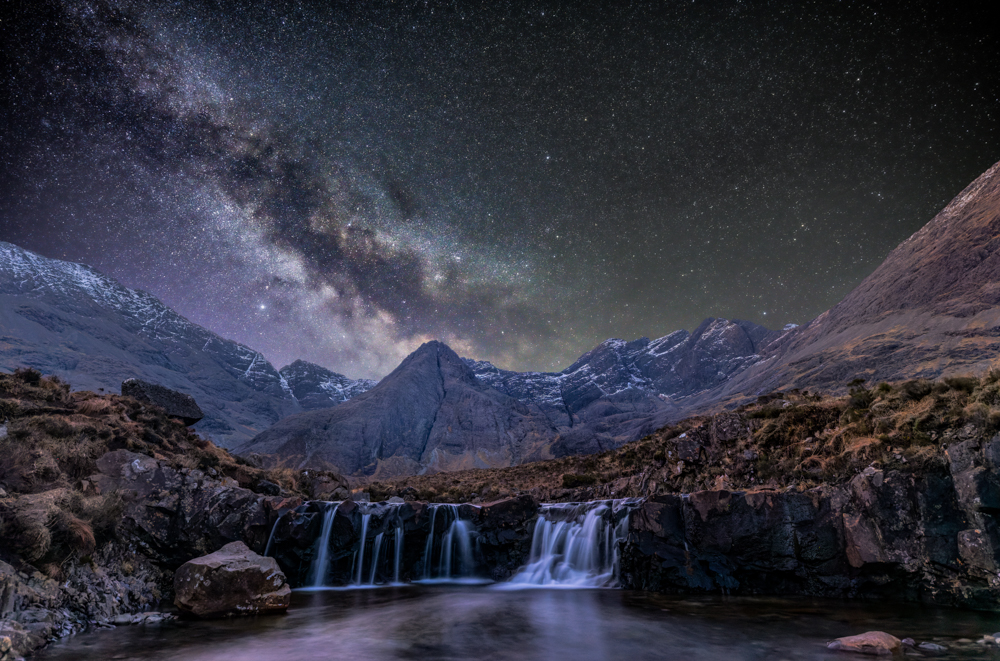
[7,369,1000,657]
[0,369,331,658]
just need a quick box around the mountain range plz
[3,159,999,474]
[0,243,374,446]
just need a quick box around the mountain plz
[278,360,377,411]
[0,242,373,446]
[695,158,1000,405]
[238,341,560,476]
[245,159,1000,476]
[240,319,785,475]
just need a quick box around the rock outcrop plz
[621,457,1000,610]
[173,542,290,618]
[121,378,204,425]
[93,449,301,568]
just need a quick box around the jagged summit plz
[238,340,558,476]
[243,317,783,475]
[279,359,376,411]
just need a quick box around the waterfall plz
[393,525,404,584]
[306,502,341,587]
[439,513,474,579]
[263,514,281,557]
[353,513,371,585]
[419,504,478,582]
[422,506,438,580]
[368,532,384,585]
[504,499,640,588]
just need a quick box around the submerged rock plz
[827,631,901,656]
[174,542,290,618]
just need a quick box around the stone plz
[827,631,901,656]
[174,541,290,618]
[257,480,281,496]
[121,379,204,425]
[917,642,947,652]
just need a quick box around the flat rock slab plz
[122,378,204,425]
[827,631,901,656]
[174,541,290,618]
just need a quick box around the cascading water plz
[307,502,341,588]
[419,504,479,582]
[353,513,371,585]
[394,525,404,584]
[422,506,439,580]
[504,499,640,588]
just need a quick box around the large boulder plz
[121,379,204,425]
[173,541,290,618]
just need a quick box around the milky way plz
[2,1,999,378]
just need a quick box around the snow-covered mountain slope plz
[464,317,784,437]
[279,359,377,411]
[0,242,371,446]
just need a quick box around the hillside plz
[364,374,1000,504]
[0,242,374,446]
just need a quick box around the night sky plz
[2,1,999,379]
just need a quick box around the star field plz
[2,1,999,378]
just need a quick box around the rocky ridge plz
[242,320,787,476]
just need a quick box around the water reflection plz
[36,587,1000,661]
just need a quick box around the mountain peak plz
[823,159,1000,328]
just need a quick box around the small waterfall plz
[505,499,640,588]
[419,504,478,581]
[439,514,474,579]
[353,513,371,585]
[307,502,341,587]
[263,514,281,557]
[422,506,438,580]
[393,525,404,584]
[368,532,385,585]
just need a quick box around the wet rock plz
[174,541,290,618]
[827,631,901,656]
[917,642,947,652]
[121,379,204,425]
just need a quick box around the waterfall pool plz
[34,586,1000,661]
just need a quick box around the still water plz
[36,586,1000,661]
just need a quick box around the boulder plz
[827,631,901,656]
[174,541,290,618]
[121,379,204,425]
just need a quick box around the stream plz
[35,587,1000,660]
